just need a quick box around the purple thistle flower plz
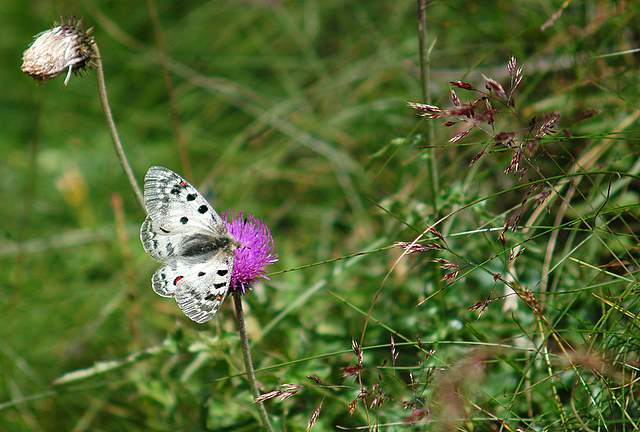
[224,211,277,293]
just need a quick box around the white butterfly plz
[140,166,238,323]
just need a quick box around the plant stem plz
[417,0,439,212]
[232,293,274,431]
[93,42,145,209]
[417,0,442,294]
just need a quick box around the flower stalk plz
[233,293,274,432]
[21,19,144,210]
[92,42,144,209]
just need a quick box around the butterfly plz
[140,166,238,323]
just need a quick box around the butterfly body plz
[140,166,235,323]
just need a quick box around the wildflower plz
[21,18,96,85]
[224,212,277,293]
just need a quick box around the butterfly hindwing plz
[173,257,233,323]
[143,166,223,234]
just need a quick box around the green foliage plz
[2,1,640,430]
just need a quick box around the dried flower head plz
[224,212,277,293]
[21,18,96,85]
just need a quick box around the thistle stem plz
[232,293,274,431]
[93,42,145,209]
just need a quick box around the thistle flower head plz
[224,212,277,293]
[21,18,96,85]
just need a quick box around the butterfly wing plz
[151,259,184,298]
[141,166,235,323]
[140,216,179,261]
[173,255,233,323]
[143,166,223,235]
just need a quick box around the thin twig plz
[233,293,274,432]
[93,42,144,209]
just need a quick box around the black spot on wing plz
[217,269,228,276]
[198,205,208,214]
[186,193,197,201]
[214,282,226,289]
[166,242,175,255]
[180,217,188,224]
[198,272,205,277]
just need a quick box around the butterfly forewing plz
[143,166,223,233]
[140,166,234,323]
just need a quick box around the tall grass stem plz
[417,0,439,211]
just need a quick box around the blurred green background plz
[2,1,640,430]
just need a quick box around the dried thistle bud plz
[21,18,96,86]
